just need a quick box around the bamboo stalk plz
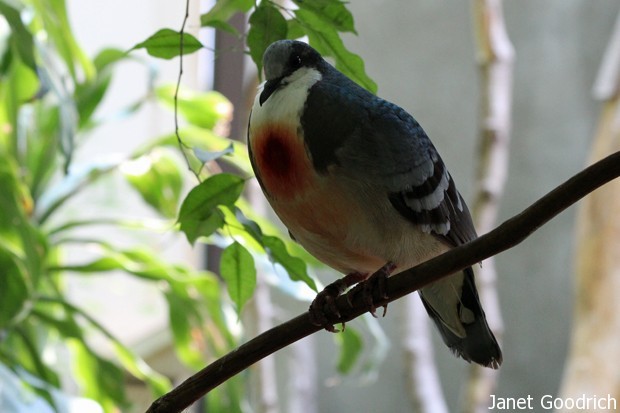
[463,0,514,411]
[557,11,620,411]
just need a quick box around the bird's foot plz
[359,262,396,318]
[309,272,368,332]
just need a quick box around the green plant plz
[0,1,245,411]
[0,0,381,411]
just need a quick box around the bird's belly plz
[273,184,387,275]
[269,178,449,276]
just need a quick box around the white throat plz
[251,67,323,128]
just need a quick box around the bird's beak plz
[259,77,283,106]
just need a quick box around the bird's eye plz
[290,54,302,69]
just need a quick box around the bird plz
[247,39,502,369]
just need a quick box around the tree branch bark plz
[146,151,620,413]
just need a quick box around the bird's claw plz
[309,279,348,332]
[359,262,394,318]
[309,263,394,331]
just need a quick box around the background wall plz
[324,1,617,411]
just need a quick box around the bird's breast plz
[250,122,315,200]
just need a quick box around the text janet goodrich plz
[489,393,617,410]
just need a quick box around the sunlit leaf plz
[131,29,203,59]
[0,161,45,289]
[121,150,183,218]
[70,340,127,411]
[0,2,37,72]
[35,157,123,223]
[293,0,356,34]
[247,2,288,76]
[262,235,317,292]
[75,48,129,129]
[295,9,377,93]
[30,309,83,340]
[0,250,29,328]
[193,143,234,164]
[335,326,364,374]
[29,0,95,80]
[200,0,253,33]
[112,342,170,396]
[156,85,233,130]
[177,173,245,244]
[220,241,256,314]
[93,48,128,71]
[8,50,39,103]
[165,290,205,369]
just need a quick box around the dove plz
[247,40,502,368]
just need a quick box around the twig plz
[174,0,201,182]
[146,151,620,413]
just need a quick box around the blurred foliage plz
[0,0,380,411]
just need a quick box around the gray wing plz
[301,67,476,245]
[379,106,478,246]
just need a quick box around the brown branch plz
[146,151,620,413]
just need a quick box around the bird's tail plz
[419,267,502,369]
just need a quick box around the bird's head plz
[259,40,324,106]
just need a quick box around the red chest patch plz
[251,123,315,199]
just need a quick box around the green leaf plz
[29,0,95,81]
[70,340,128,411]
[0,2,37,72]
[295,9,377,93]
[155,85,233,130]
[42,296,170,397]
[153,126,253,175]
[53,245,185,284]
[75,48,129,128]
[36,157,123,223]
[0,249,30,328]
[262,235,317,292]
[93,47,128,71]
[131,28,203,59]
[200,0,253,32]
[335,326,363,374]
[30,308,83,340]
[220,241,256,314]
[7,47,39,103]
[293,0,356,34]
[182,209,226,245]
[165,291,205,369]
[112,341,170,396]
[194,143,234,164]
[247,3,288,76]
[286,18,306,40]
[121,150,183,218]
[177,173,245,244]
[0,160,45,290]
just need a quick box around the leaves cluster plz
[134,0,377,93]
[0,0,381,411]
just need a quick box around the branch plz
[146,151,620,413]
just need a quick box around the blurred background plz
[1,0,619,412]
